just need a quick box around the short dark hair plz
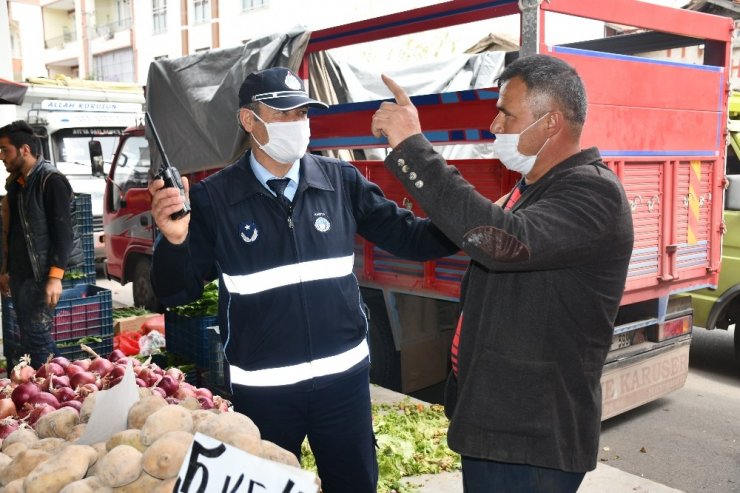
[497,55,587,129]
[0,120,41,157]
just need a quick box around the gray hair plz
[497,54,587,130]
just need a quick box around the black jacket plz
[152,151,458,392]
[385,135,634,473]
[6,159,80,283]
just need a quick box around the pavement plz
[370,386,684,493]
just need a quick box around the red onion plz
[51,375,71,389]
[108,349,126,363]
[59,400,82,412]
[194,387,213,401]
[11,381,40,409]
[0,377,11,388]
[0,398,17,418]
[197,396,215,410]
[28,391,60,409]
[174,386,197,401]
[65,364,87,378]
[11,363,35,384]
[70,359,92,371]
[89,358,113,377]
[166,367,185,382]
[135,378,147,387]
[70,371,97,389]
[108,365,127,381]
[150,386,167,399]
[26,404,56,426]
[157,375,179,397]
[0,416,21,439]
[52,386,77,403]
[35,362,65,379]
[77,383,98,399]
[108,376,123,388]
[51,356,71,368]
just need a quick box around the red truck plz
[103,0,732,419]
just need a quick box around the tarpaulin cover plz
[145,27,310,176]
[0,78,28,105]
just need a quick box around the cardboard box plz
[114,314,160,335]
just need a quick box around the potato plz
[220,431,261,456]
[106,429,146,452]
[1,449,52,486]
[178,396,201,411]
[59,476,112,493]
[96,444,143,487]
[35,407,80,439]
[140,405,193,446]
[196,411,260,442]
[260,440,300,468]
[0,451,12,470]
[79,392,98,423]
[23,444,97,493]
[153,477,178,493]
[65,423,87,441]
[142,430,193,479]
[110,471,163,492]
[30,437,68,454]
[191,410,219,433]
[3,441,28,458]
[2,427,38,451]
[3,477,25,493]
[127,395,167,430]
[215,412,260,439]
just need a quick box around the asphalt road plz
[598,327,740,493]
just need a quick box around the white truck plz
[2,77,144,263]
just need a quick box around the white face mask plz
[251,111,310,164]
[492,112,550,175]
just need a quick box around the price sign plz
[174,432,319,493]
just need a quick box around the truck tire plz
[132,258,162,312]
[735,326,740,366]
[364,292,402,392]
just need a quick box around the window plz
[242,0,268,11]
[193,0,210,23]
[92,48,135,82]
[153,0,167,33]
[110,136,150,212]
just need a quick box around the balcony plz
[45,29,76,49]
[94,18,132,39]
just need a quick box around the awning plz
[0,78,28,105]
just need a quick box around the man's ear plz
[546,111,564,136]
[239,108,254,133]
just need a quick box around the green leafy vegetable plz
[301,399,460,492]
[113,307,152,319]
[169,280,218,317]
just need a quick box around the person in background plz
[0,120,82,368]
[148,66,458,493]
[370,54,634,492]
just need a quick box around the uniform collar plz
[227,150,335,205]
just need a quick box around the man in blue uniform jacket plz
[149,66,459,492]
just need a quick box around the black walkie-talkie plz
[146,111,191,220]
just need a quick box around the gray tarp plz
[146,27,505,176]
[146,27,310,176]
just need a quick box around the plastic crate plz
[164,312,218,369]
[56,334,114,362]
[72,193,93,236]
[2,333,113,367]
[2,284,113,342]
[63,193,96,288]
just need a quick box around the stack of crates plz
[63,193,96,289]
[164,312,226,395]
[2,284,113,366]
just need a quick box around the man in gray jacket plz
[371,55,634,492]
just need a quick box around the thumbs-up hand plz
[371,74,422,149]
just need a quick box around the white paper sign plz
[76,361,140,445]
[174,432,318,493]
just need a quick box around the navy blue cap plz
[238,67,328,110]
